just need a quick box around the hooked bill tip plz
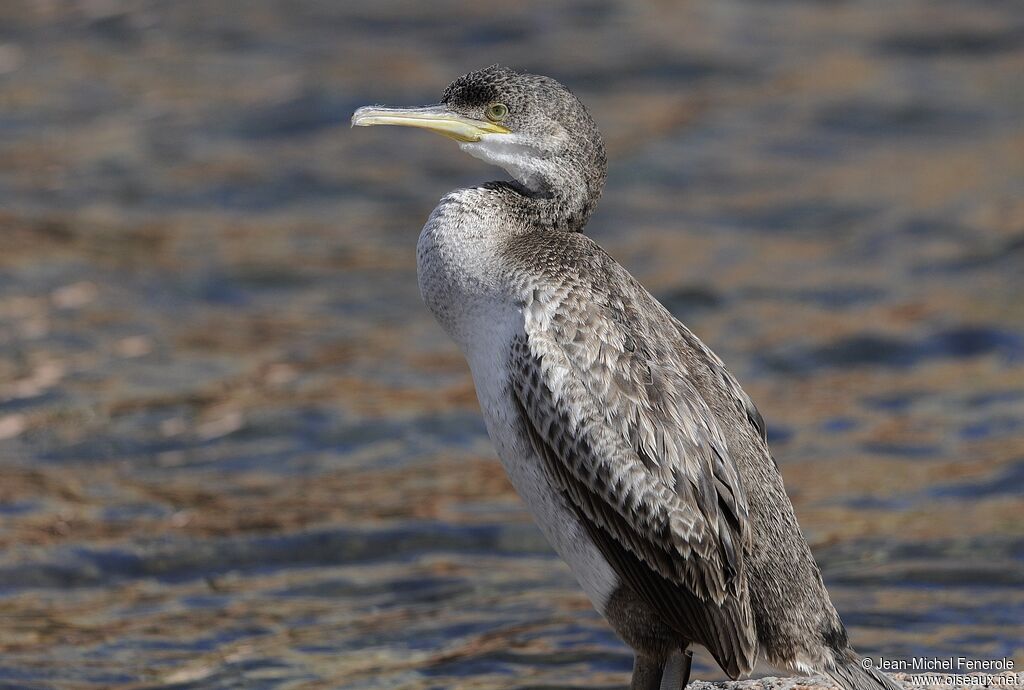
[350,106,377,128]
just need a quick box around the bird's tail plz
[825,655,903,690]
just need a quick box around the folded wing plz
[509,276,758,677]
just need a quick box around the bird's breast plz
[414,192,621,615]
[416,189,519,348]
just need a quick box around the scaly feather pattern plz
[505,229,759,676]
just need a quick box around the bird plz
[352,66,900,690]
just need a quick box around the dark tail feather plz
[826,658,903,690]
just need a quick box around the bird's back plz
[500,228,851,675]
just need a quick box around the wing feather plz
[508,261,759,676]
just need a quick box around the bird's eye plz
[485,103,509,122]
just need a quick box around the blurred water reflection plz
[0,1,1022,688]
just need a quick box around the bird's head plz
[352,66,606,204]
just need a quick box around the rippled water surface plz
[1,1,1022,688]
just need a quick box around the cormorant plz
[352,66,899,690]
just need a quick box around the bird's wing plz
[508,272,758,677]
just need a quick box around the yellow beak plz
[351,105,510,143]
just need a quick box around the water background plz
[0,1,1022,688]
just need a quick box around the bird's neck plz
[483,178,602,234]
[458,130,607,233]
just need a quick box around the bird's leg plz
[679,650,693,688]
[630,654,665,690]
[656,649,694,690]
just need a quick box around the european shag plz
[352,66,900,690]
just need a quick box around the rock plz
[689,673,1023,690]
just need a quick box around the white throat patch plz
[459,135,559,193]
